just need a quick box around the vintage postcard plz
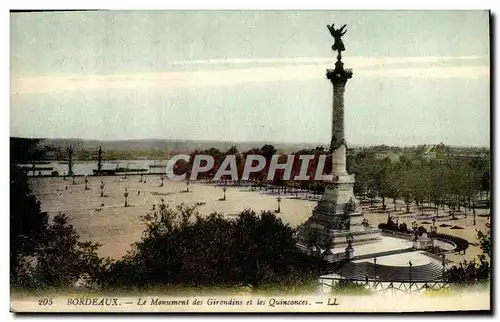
[9,10,491,313]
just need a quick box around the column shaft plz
[331,80,347,177]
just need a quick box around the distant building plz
[374,151,403,162]
[430,154,489,166]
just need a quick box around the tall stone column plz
[330,75,346,153]
[324,61,354,205]
[296,24,380,250]
[330,74,348,177]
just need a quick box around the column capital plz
[327,60,353,83]
[326,68,353,83]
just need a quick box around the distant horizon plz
[10,136,491,149]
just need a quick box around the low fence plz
[318,276,450,295]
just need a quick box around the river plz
[18,160,168,176]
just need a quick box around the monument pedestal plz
[297,197,381,249]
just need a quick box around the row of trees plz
[348,153,490,216]
[175,144,490,218]
[174,145,332,185]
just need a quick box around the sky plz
[10,10,490,146]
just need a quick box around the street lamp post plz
[140,173,143,183]
[72,175,75,185]
[222,187,227,201]
[84,176,89,190]
[409,260,413,283]
[412,221,419,248]
[441,254,446,281]
[124,188,129,207]
[373,257,377,280]
[100,181,105,197]
[277,196,282,213]
[430,218,438,253]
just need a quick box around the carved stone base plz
[297,176,381,250]
[297,216,381,249]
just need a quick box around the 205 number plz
[38,298,53,306]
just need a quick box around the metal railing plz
[318,276,450,295]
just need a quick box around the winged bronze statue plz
[327,23,347,53]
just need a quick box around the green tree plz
[260,144,277,160]
[371,158,392,209]
[387,170,401,211]
[393,166,413,213]
[477,228,491,259]
[226,145,239,155]
[349,152,373,200]
[10,163,105,290]
[13,213,106,289]
[102,204,321,289]
[460,165,480,217]
[411,162,429,215]
[10,164,49,277]
[428,161,448,216]
[445,228,490,285]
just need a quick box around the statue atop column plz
[327,23,347,61]
[326,23,352,78]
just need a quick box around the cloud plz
[163,56,482,67]
[11,56,488,95]
[356,66,490,79]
